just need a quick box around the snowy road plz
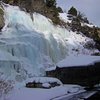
[52,91,97,100]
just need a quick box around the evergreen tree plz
[57,7,63,13]
[68,6,77,16]
[46,0,56,7]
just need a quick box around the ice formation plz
[0,3,98,81]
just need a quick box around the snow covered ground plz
[6,84,85,100]
[0,76,85,100]
[59,13,71,24]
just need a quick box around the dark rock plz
[0,0,68,28]
[26,82,42,88]
[1,0,63,25]
[26,81,61,89]
[0,7,4,31]
[50,82,60,87]
[86,92,100,100]
[91,52,100,56]
[26,82,35,88]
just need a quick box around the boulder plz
[26,82,42,88]
[26,81,61,89]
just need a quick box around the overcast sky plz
[57,0,100,26]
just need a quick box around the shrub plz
[0,8,4,15]
[3,0,14,4]
[0,72,14,99]
[77,12,84,21]
[84,40,95,50]
[77,12,89,23]
[83,17,89,24]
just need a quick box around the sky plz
[57,0,100,27]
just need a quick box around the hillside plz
[0,1,99,74]
[0,0,100,100]
[0,0,64,24]
[0,0,100,49]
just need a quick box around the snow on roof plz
[57,55,100,68]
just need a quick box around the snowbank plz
[26,77,63,85]
[8,85,85,100]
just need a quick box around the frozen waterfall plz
[0,3,68,81]
[0,3,97,82]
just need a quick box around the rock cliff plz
[0,6,4,31]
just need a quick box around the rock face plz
[46,62,100,87]
[1,0,45,12]
[0,7,4,31]
[2,0,61,24]
[67,14,100,50]
[26,81,60,89]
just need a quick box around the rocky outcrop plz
[26,81,60,89]
[66,6,100,50]
[67,16,100,50]
[1,0,63,25]
[46,62,100,87]
[0,7,4,31]
[1,0,45,12]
